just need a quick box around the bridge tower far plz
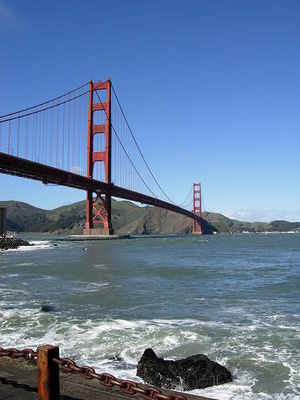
[84,80,114,236]
[193,182,202,234]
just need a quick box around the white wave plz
[72,282,110,293]
[3,240,53,252]
[16,262,34,266]
[29,240,52,248]
[163,335,180,347]
[190,374,256,400]
[0,313,298,399]
[92,264,108,267]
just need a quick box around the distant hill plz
[1,200,150,235]
[1,200,299,235]
[203,212,270,233]
[268,220,300,232]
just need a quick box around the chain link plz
[51,356,187,400]
[0,347,187,400]
[0,347,37,360]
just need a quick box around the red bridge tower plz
[193,182,202,234]
[84,80,114,235]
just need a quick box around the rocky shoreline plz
[0,237,32,250]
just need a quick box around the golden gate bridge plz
[0,80,202,235]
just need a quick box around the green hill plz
[0,201,51,232]
[269,220,300,232]
[1,200,299,235]
[203,212,270,233]
[1,199,149,234]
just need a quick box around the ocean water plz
[0,233,299,400]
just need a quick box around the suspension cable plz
[178,186,193,207]
[0,90,89,124]
[0,82,90,119]
[182,200,193,210]
[111,84,177,205]
[201,188,209,234]
[94,89,158,198]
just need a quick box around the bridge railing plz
[0,345,186,400]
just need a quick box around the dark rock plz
[136,348,232,391]
[40,305,56,313]
[109,355,124,361]
[0,237,31,251]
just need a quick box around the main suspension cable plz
[111,84,177,205]
[178,186,193,207]
[0,82,90,119]
[0,90,89,124]
[94,89,158,198]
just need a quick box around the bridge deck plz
[0,356,215,400]
[0,152,201,224]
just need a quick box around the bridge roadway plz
[0,356,215,400]
[0,153,201,224]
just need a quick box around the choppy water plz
[0,233,299,400]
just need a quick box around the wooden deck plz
[0,356,216,400]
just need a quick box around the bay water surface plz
[0,233,299,399]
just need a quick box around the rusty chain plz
[52,356,187,400]
[0,347,37,359]
[0,346,186,400]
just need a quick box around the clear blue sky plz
[0,0,299,221]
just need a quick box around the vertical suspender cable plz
[56,105,59,167]
[42,110,45,164]
[44,109,47,164]
[62,101,65,170]
[38,110,42,162]
[50,108,53,166]
[68,95,71,171]
[17,116,20,157]
[33,113,36,161]
[72,96,76,171]
[25,116,28,159]
[8,120,11,154]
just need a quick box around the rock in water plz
[0,237,31,250]
[136,348,232,390]
[40,305,56,312]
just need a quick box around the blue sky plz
[0,0,299,221]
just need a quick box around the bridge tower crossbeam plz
[84,80,114,235]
